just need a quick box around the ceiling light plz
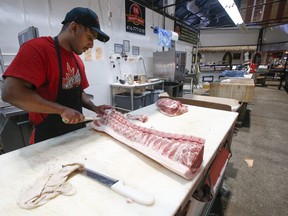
[218,0,244,25]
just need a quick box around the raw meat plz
[156,98,188,117]
[126,113,148,123]
[91,110,205,179]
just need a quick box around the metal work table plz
[0,80,32,153]
[0,102,32,153]
[270,68,288,90]
[0,103,238,216]
[254,68,288,89]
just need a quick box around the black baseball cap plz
[62,7,110,42]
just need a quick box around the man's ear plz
[70,21,78,32]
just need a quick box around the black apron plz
[34,36,85,143]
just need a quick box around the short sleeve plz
[3,42,48,88]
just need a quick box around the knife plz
[83,116,101,124]
[84,116,97,121]
[83,168,154,206]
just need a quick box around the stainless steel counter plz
[0,86,32,153]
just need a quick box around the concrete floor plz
[208,83,288,216]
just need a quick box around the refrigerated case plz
[153,50,187,82]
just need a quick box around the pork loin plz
[156,98,188,117]
[91,110,205,180]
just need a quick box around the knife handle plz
[111,181,154,206]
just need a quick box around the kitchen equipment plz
[83,168,154,206]
[0,106,32,153]
[153,50,187,82]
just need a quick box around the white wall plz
[0,0,194,106]
[199,25,288,50]
[198,28,261,66]
[199,28,260,47]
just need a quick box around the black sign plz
[125,0,145,35]
[174,20,198,44]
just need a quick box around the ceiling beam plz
[154,0,190,11]
[240,0,285,10]
[247,16,288,28]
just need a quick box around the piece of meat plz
[126,113,148,123]
[91,110,205,180]
[156,98,188,117]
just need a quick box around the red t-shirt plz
[3,36,89,126]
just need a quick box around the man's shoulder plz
[24,36,54,49]
[20,36,55,57]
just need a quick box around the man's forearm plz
[2,78,66,115]
[7,89,65,115]
[82,92,97,111]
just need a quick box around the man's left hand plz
[93,105,113,115]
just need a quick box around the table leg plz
[236,102,248,127]
[110,86,114,106]
[278,76,283,90]
[130,88,134,111]
[278,72,286,90]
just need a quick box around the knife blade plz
[83,168,154,206]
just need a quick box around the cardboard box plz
[209,78,255,102]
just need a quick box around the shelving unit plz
[110,80,164,111]
[0,50,16,73]
[199,64,230,72]
[199,65,231,83]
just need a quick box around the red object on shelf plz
[248,63,256,73]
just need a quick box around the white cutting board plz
[0,104,238,216]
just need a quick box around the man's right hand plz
[60,108,85,124]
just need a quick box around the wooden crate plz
[209,78,255,102]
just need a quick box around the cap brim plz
[91,27,110,42]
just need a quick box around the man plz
[1,7,111,144]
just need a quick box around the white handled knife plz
[83,168,155,206]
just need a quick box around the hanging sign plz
[125,0,145,35]
[174,20,198,44]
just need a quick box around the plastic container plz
[152,89,164,103]
[114,93,144,110]
[142,91,153,106]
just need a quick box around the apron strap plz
[53,36,63,90]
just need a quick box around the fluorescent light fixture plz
[238,22,248,33]
[218,0,244,25]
